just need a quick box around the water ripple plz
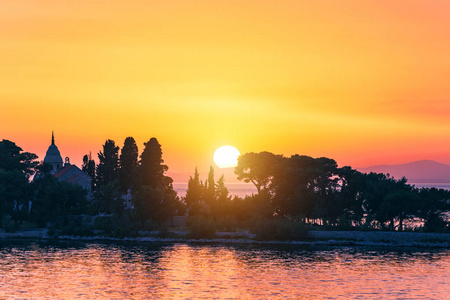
[0,241,448,299]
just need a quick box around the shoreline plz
[1,229,449,248]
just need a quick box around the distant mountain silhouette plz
[357,160,450,183]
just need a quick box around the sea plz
[411,183,450,190]
[0,240,448,299]
[173,182,257,198]
[173,182,450,199]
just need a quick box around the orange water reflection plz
[0,242,448,299]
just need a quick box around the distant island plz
[358,160,450,184]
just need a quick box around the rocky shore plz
[1,229,449,248]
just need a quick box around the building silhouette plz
[43,131,63,172]
[43,132,92,197]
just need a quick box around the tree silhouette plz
[380,187,419,231]
[0,168,29,224]
[0,140,38,224]
[234,152,283,194]
[96,139,119,188]
[138,138,167,189]
[0,139,38,179]
[31,173,87,227]
[213,174,232,219]
[134,137,179,224]
[82,153,96,190]
[216,174,230,203]
[119,137,139,193]
[418,188,450,232]
[95,181,123,215]
[185,167,202,211]
[204,166,216,206]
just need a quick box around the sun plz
[213,146,240,168]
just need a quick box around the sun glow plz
[213,146,240,168]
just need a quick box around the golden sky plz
[2,0,450,176]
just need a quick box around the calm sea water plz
[174,182,257,198]
[174,182,450,199]
[0,241,448,299]
[412,183,450,190]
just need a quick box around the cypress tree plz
[96,139,119,188]
[119,137,139,192]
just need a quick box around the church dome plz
[44,132,63,169]
[44,144,63,164]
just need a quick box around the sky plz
[2,0,450,180]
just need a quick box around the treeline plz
[81,137,185,223]
[228,152,450,233]
[182,152,450,238]
[1,137,449,238]
[0,138,185,235]
[183,165,311,240]
[0,139,88,231]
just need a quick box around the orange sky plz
[2,0,450,178]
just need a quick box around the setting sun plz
[213,146,240,168]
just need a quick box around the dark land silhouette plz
[358,160,450,183]
[0,138,449,240]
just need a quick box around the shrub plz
[251,217,309,241]
[60,221,94,237]
[1,215,18,233]
[47,226,57,238]
[93,215,114,234]
[422,214,450,233]
[215,216,239,232]
[186,215,216,239]
[112,214,139,238]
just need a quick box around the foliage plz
[215,216,239,232]
[0,168,30,223]
[251,217,309,241]
[31,174,88,227]
[234,151,450,232]
[422,214,449,233]
[0,139,38,180]
[96,139,120,188]
[130,137,180,224]
[203,166,215,206]
[137,137,167,189]
[60,221,94,237]
[0,140,38,224]
[216,174,231,203]
[94,215,114,234]
[184,167,202,211]
[133,185,165,223]
[186,215,217,239]
[1,215,19,233]
[93,213,139,237]
[119,137,139,193]
[82,153,96,190]
[184,167,235,220]
[234,151,283,194]
[2,136,450,237]
[93,180,124,215]
[112,213,139,238]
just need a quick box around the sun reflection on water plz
[0,242,448,299]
